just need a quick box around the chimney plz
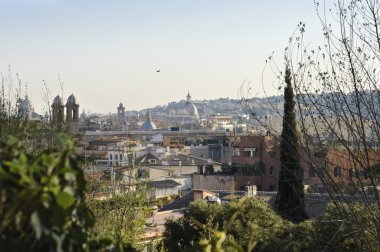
[244,185,257,197]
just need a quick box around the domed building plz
[20,95,33,120]
[165,91,201,130]
[184,91,199,119]
[20,95,42,121]
[141,110,157,131]
[80,109,87,122]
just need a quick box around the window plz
[349,168,356,179]
[243,148,256,157]
[334,167,342,177]
[269,166,274,176]
[309,167,316,177]
[234,148,240,156]
[110,154,113,160]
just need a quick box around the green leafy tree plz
[275,66,307,222]
[87,187,149,251]
[87,143,149,251]
[238,0,380,248]
[205,165,214,175]
[0,135,94,251]
[158,198,314,252]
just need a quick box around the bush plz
[87,185,149,250]
[158,198,315,252]
[0,136,93,251]
[313,203,380,251]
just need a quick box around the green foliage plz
[159,197,380,251]
[221,163,238,175]
[159,198,315,252]
[205,165,214,175]
[313,203,380,251]
[0,135,94,251]
[87,185,149,251]
[156,194,178,208]
[199,231,243,252]
[275,66,308,222]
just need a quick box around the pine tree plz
[275,66,308,222]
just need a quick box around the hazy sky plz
[0,0,323,114]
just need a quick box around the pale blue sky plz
[0,0,323,113]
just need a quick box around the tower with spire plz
[51,95,65,130]
[66,94,79,132]
[117,102,126,125]
[51,93,80,133]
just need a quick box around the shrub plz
[0,136,93,251]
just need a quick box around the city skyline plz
[1,0,324,113]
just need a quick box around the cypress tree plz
[275,66,308,223]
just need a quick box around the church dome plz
[141,110,157,131]
[80,109,86,121]
[184,91,199,119]
[184,102,199,117]
[66,94,77,106]
[141,120,157,131]
[20,96,33,119]
[21,95,32,112]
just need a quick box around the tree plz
[87,189,149,251]
[158,199,314,252]
[86,143,149,251]
[240,0,380,249]
[0,68,69,152]
[205,164,215,175]
[275,66,308,222]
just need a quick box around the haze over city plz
[1,0,322,113]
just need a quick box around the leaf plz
[64,172,76,182]
[31,211,42,239]
[56,191,75,209]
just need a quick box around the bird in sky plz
[156,70,160,72]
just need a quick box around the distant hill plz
[125,96,285,117]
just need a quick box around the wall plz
[236,175,276,191]
[192,174,236,190]
[183,146,209,159]
[193,190,217,201]
[150,187,179,200]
